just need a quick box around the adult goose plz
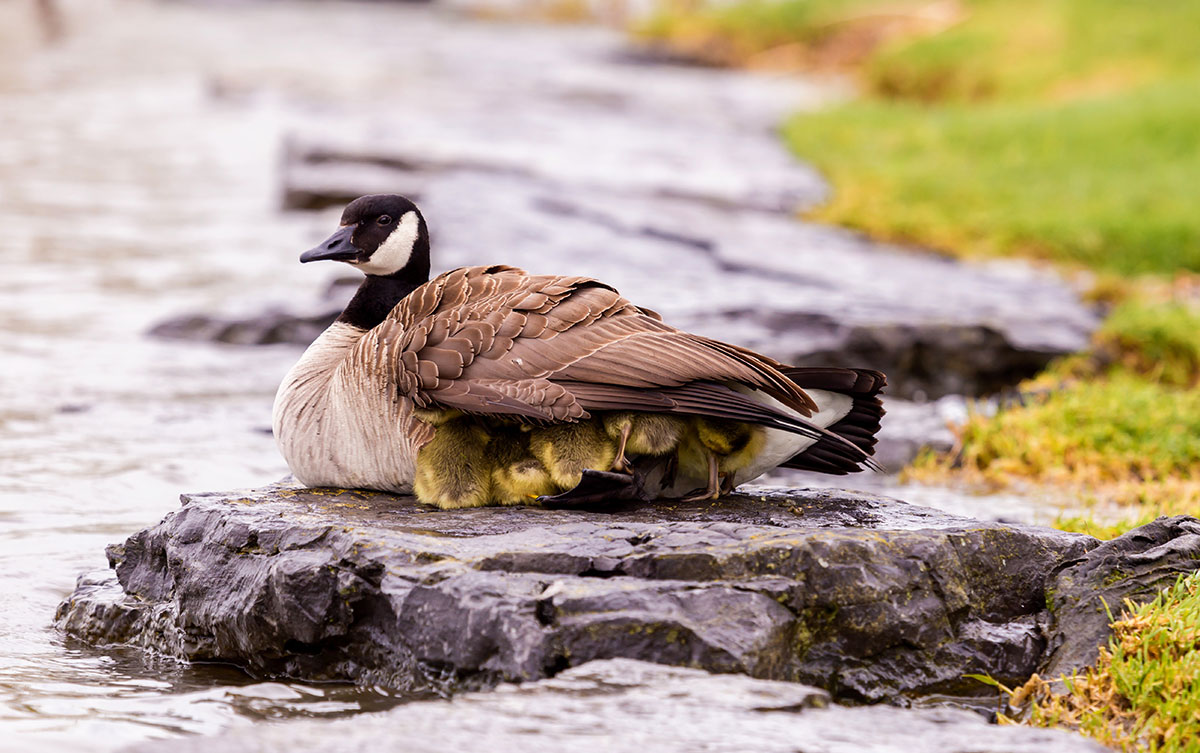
[273,195,885,508]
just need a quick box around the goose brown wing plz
[355,265,816,421]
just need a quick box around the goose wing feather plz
[355,265,816,421]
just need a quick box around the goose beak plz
[300,225,358,263]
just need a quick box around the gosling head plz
[300,194,430,281]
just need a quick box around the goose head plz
[300,194,430,280]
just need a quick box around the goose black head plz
[301,194,431,282]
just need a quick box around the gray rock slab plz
[58,483,1099,703]
[126,659,1108,753]
[1040,515,1200,678]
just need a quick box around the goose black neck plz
[338,274,425,330]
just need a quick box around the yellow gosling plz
[413,418,493,509]
[488,428,557,504]
[411,407,464,426]
[601,412,686,471]
[529,420,618,490]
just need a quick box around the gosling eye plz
[376,215,393,226]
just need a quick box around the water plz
[0,2,1062,750]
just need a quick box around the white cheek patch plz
[355,211,419,276]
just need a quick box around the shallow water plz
[0,2,1063,750]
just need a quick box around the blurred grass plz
[643,0,1200,274]
[786,82,1200,274]
[908,297,1200,536]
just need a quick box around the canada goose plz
[272,194,886,508]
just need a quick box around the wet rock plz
[147,307,341,346]
[148,276,360,346]
[127,659,1108,753]
[1039,515,1200,679]
[871,396,965,470]
[58,483,1098,703]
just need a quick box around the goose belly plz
[271,324,420,494]
[732,388,853,484]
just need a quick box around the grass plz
[1095,299,1200,388]
[785,81,1200,274]
[916,371,1200,487]
[977,572,1200,752]
[906,298,1200,536]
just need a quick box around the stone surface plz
[869,395,965,471]
[58,483,1098,703]
[126,659,1108,753]
[1040,515,1200,678]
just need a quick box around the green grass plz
[863,0,1200,103]
[992,572,1200,752]
[910,367,1200,485]
[785,78,1200,274]
[1096,300,1200,387]
[645,0,1200,274]
[905,299,1200,533]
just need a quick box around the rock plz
[1039,515,1200,679]
[58,483,1098,703]
[125,659,1108,753]
[869,395,965,470]
[147,277,360,347]
[147,307,341,346]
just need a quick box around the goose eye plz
[377,215,393,226]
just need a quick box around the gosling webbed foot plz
[678,486,720,503]
[537,468,650,509]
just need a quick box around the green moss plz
[906,361,1200,523]
[1051,515,1152,542]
